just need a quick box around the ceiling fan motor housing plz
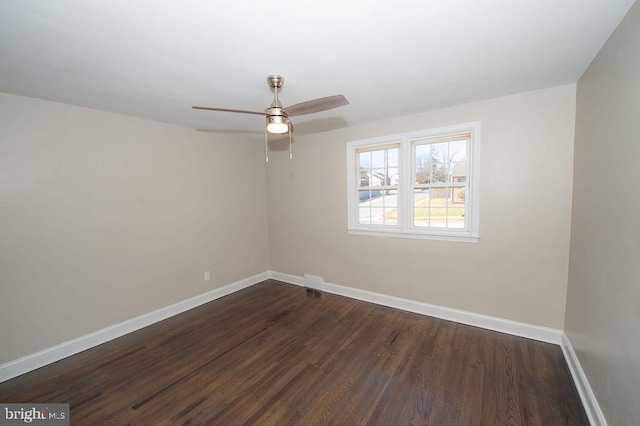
[266,75,288,132]
[265,106,286,117]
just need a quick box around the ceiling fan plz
[192,75,349,161]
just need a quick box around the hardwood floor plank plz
[514,338,544,426]
[457,324,486,423]
[369,318,449,425]
[0,280,589,425]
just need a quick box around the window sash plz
[410,134,470,232]
[354,143,400,228]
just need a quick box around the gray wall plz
[566,1,640,424]
[0,93,270,363]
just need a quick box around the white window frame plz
[346,122,480,243]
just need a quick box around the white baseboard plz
[561,333,607,426]
[269,271,563,344]
[0,271,270,384]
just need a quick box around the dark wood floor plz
[0,280,587,425]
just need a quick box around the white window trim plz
[346,122,480,243]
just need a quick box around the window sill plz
[347,228,479,243]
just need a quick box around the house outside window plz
[346,122,480,242]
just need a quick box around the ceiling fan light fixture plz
[266,115,289,134]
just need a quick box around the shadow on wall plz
[268,116,350,152]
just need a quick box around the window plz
[347,122,480,242]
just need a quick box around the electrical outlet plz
[204,271,211,281]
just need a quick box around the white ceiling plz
[0,0,635,139]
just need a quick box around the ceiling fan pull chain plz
[265,122,269,162]
[289,125,293,159]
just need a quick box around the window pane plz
[415,142,448,183]
[358,147,399,188]
[388,167,399,185]
[414,188,466,229]
[451,160,467,183]
[415,139,468,184]
[381,192,398,225]
[448,187,466,229]
[413,189,430,227]
[433,142,449,183]
[358,151,372,187]
[415,144,433,184]
[449,139,467,162]
[387,152,399,167]
[447,139,467,184]
[358,190,398,226]
[371,150,385,168]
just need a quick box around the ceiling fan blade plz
[284,95,349,117]
[192,106,268,116]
